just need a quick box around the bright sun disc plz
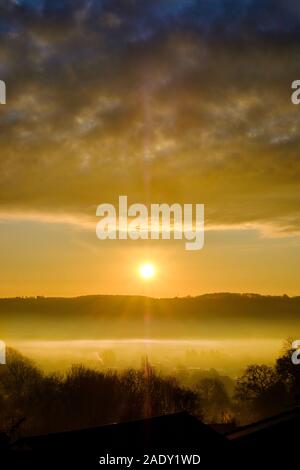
[139,263,155,280]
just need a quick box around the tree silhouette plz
[0,350,200,437]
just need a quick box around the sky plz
[0,0,299,297]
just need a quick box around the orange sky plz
[0,0,299,297]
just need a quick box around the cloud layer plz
[0,0,299,232]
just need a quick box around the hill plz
[0,293,299,340]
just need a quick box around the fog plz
[2,295,298,378]
[9,338,283,377]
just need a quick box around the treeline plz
[0,349,199,438]
[185,340,300,425]
[0,342,299,439]
[234,341,300,423]
[1,294,300,340]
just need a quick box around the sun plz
[139,263,156,280]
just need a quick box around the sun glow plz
[139,263,156,280]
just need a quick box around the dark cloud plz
[0,0,299,232]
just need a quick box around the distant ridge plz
[0,292,298,301]
[0,293,299,341]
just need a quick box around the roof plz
[15,412,228,452]
[227,407,300,454]
[8,410,300,466]
[228,407,300,439]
